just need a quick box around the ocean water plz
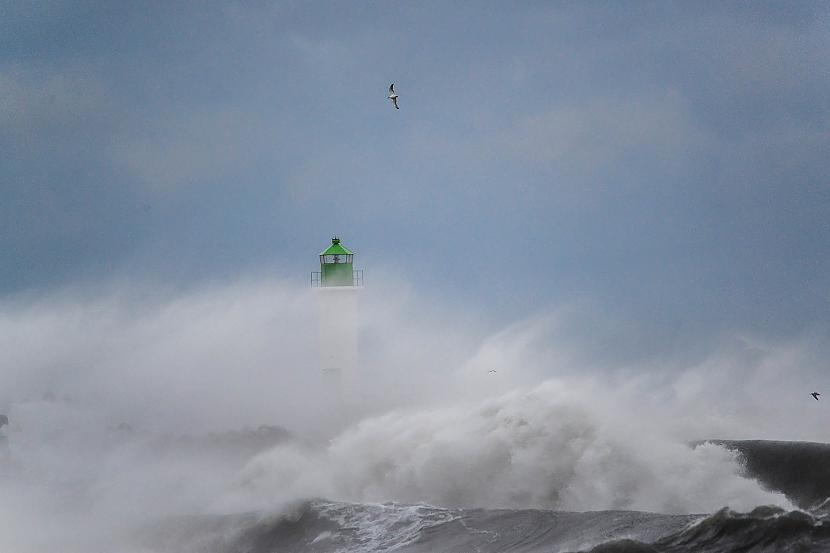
[142,495,830,553]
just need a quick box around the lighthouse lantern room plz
[312,237,363,288]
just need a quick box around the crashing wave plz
[222,381,789,514]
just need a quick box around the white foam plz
[232,380,792,514]
[315,501,459,552]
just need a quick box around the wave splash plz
[223,380,789,514]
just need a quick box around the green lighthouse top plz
[319,236,354,256]
[314,236,362,287]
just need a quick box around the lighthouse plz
[311,237,363,408]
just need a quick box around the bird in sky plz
[388,83,399,109]
[812,392,821,401]
[489,370,497,374]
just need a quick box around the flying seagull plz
[488,370,497,374]
[812,392,821,401]
[388,83,399,109]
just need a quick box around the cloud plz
[112,105,280,192]
[499,91,709,182]
[0,63,110,141]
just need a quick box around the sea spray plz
[223,380,790,514]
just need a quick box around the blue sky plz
[2,1,829,345]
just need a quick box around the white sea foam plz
[315,501,459,553]
[225,379,791,514]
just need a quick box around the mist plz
[2,274,828,551]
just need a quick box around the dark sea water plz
[141,440,830,553]
[144,499,830,553]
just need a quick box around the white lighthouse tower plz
[311,237,363,410]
